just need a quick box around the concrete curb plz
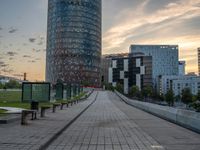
[39,91,98,150]
[115,91,200,134]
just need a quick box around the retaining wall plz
[115,91,200,133]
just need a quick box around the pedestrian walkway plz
[47,91,200,150]
[0,92,97,150]
[1,91,200,150]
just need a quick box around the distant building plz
[158,75,200,96]
[109,55,152,94]
[198,48,200,75]
[130,45,179,89]
[179,61,186,75]
[187,72,197,76]
[0,75,22,84]
[101,53,129,85]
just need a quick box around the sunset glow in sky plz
[0,0,200,81]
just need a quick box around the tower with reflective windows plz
[46,0,102,86]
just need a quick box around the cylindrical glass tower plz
[46,0,101,86]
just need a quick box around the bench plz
[52,103,61,113]
[21,110,37,125]
[68,100,73,106]
[60,102,68,110]
[40,106,51,117]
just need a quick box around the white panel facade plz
[136,74,141,90]
[112,60,117,68]
[140,66,145,75]
[124,59,129,72]
[120,71,124,79]
[108,68,113,83]
[124,78,129,94]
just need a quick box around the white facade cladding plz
[130,45,179,89]
[136,74,141,90]
[112,60,117,69]
[158,75,200,96]
[124,59,128,72]
[109,55,152,94]
[108,68,113,84]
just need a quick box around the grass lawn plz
[0,109,7,116]
[0,109,7,113]
[0,91,21,102]
[0,90,28,109]
[0,90,86,109]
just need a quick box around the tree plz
[105,83,114,91]
[116,83,123,93]
[129,85,140,97]
[4,80,21,89]
[165,89,175,106]
[141,85,153,100]
[0,83,3,89]
[196,90,200,101]
[181,88,193,105]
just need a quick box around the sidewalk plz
[0,92,97,150]
[47,91,164,150]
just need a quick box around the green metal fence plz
[22,82,50,102]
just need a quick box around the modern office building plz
[109,54,152,94]
[158,75,200,96]
[198,48,200,75]
[179,61,186,75]
[130,45,179,89]
[101,53,129,85]
[46,0,102,86]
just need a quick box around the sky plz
[0,0,200,81]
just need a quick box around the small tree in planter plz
[181,88,193,107]
[129,85,140,98]
[165,89,175,106]
[141,85,153,101]
[116,83,123,93]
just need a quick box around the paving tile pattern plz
[47,91,164,150]
[0,92,97,150]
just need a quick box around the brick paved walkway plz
[0,92,97,150]
[1,91,200,150]
[47,91,200,150]
[47,91,165,150]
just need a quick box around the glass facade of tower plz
[46,0,102,86]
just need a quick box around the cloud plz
[0,61,9,67]
[37,36,45,45]
[29,38,36,43]
[6,51,18,56]
[23,55,31,58]
[9,28,18,33]
[28,60,36,63]
[13,74,23,78]
[0,27,2,30]
[29,36,45,45]
[2,69,14,73]
[103,0,200,53]
[32,48,41,52]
